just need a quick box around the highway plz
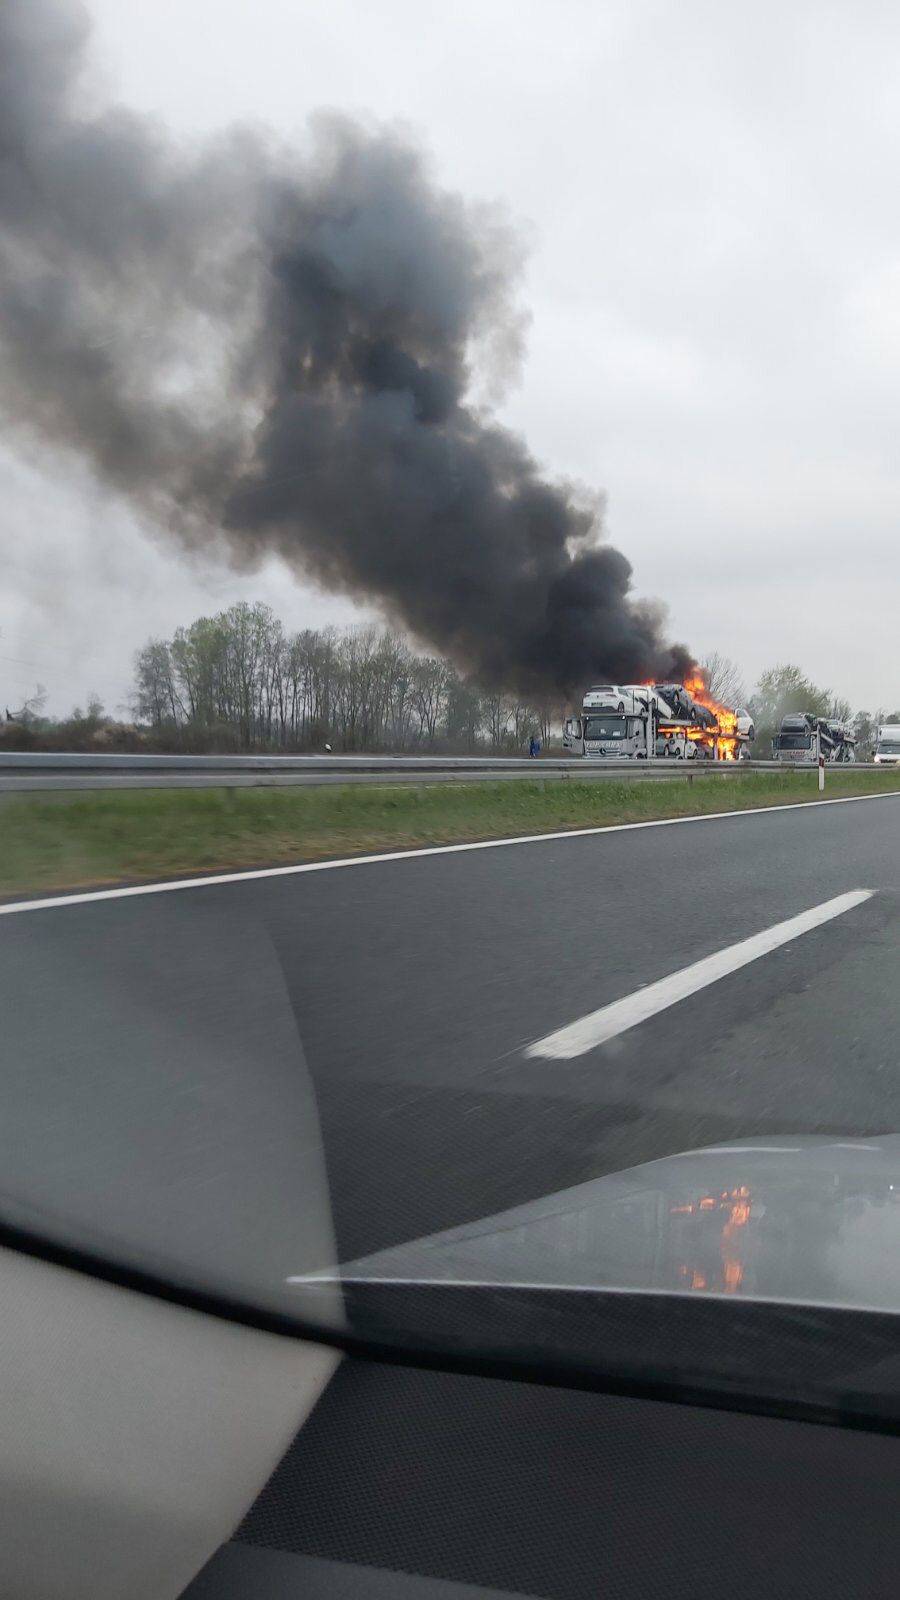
[2,791,899,1271]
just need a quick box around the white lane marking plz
[526,889,874,1060]
[0,790,897,918]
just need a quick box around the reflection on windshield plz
[672,1187,752,1295]
[298,1138,900,1315]
[583,716,627,739]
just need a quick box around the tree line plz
[132,602,558,753]
[3,604,897,755]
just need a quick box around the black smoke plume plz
[0,0,691,696]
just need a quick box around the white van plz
[874,725,900,765]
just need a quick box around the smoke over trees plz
[0,0,691,699]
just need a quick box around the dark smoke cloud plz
[0,0,691,695]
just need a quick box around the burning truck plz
[563,674,754,762]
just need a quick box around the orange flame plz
[684,670,739,757]
[683,669,740,759]
[720,1187,752,1293]
[672,1184,753,1294]
[639,669,742,757]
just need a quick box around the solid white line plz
[526,888,873,1060]
[1,789,897,918]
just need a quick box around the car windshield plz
[4,0,900,1446]
[583,716,628,739]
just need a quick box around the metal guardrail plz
[0,751,881,793]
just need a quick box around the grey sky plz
[2,0,898,715]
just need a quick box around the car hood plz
[313,1136,900,1314]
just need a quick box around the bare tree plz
[483,693,513,751]
[531,699,558,746]
[133,641,183,728]
[700,651,747,707]
[6,682,48,726]
[510,702,533,749]
[412,657,452,747]
[444,672,483,752]
[132,606,500,753]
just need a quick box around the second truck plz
[772,713,856,764]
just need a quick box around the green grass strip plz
[3,768,900,897]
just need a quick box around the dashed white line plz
[526,889,874,1060]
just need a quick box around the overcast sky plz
[2,0,899,715]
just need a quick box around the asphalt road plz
[3,792,900,1271]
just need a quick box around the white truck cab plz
[564,685,660,758]
[563,710,650,758]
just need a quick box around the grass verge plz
[3,768,900,898]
